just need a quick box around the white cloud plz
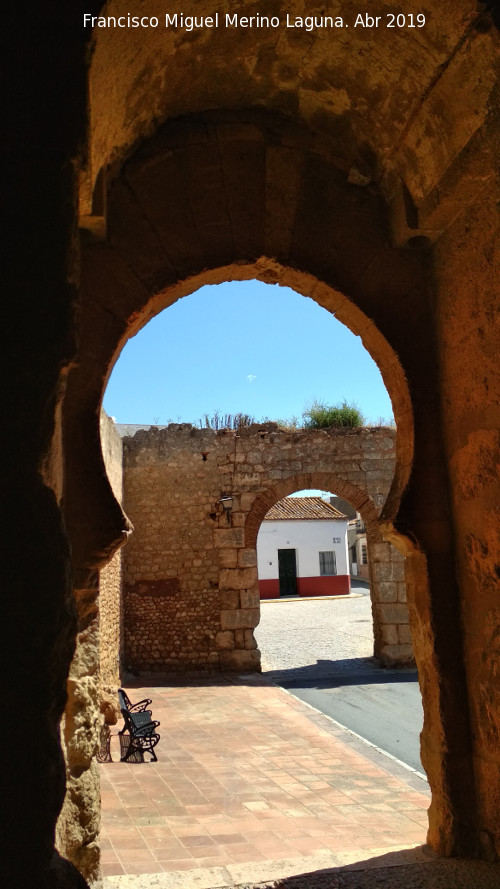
[246,374,257,383]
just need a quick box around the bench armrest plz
[132,719,160,738]
[129,698,152,712]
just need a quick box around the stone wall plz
[56,578,101,885]
[121,423,411,674]
[435,181,500,862]
[99,413,124,710]
[56,415,125,885]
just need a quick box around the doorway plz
[278,548,298,597]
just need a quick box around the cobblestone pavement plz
[255,593,377,684]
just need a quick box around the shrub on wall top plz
[302,399,365,429]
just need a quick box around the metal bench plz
[118,688,160,763]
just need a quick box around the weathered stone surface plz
[215,630,234,650]
[220,649,261,671]
[378,582,398,603]
[398,624,413,644]
[214,527,244,547]
[56,596,101,886]
[245,630,258,650]
[371,561,397,582]
[240,589,260,609]
[218,548,238,568]
[370,542,392,561]
[377,603,411,625]
[220,590,240,610]
[99,686,120,725]
[120,424,407,674]
[238,547,258,567]
[382,624,399,645]
[219,567,258,590]
[220,607,260,630]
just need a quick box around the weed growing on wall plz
[302,399,365,428]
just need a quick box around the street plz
[254,589,425,775]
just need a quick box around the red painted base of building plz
[259,575,350,599]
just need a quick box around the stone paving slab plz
[103,851,500,889]
[100,675,429,881]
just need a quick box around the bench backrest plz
[118,688,131,711]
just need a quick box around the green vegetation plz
[198,400,373,431]
[302,399,365,429]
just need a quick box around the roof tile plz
[264,496,347,522]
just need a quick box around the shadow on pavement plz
[243,849,500,889]
[262,657,418,689]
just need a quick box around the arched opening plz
[5,4,498,884]
[253,491,424,777]
[59,108,480,880]
[244,472,410,669]
[89,276,418,880]
[97,276,408,677]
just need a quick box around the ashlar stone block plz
[245,629,258,650]
[377,603,411,624]
[382,624,399,645]
[218,549,238,568]
[219,567,257,589]
[240,588,260,609]
[377,581,398,602]
[215,631,235,650]
[371,561,394,582]
[214,528,244,547]
[240,492,257,511]
[369,542,392,562]
[220,590,240,610]
[238,548,257,568]
[397,582,407,602]
[220,649,261,672]
[380,643,414,664]
[398,624,413,644]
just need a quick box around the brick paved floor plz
[100,676,429,879]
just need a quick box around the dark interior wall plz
[2,5,92,886]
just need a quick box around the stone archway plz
[116,424,411,676]
[60,109,469,877]
[4,2,499,884]
[243,470,409,668]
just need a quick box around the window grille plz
[361,545,368,565]
[319,551,337,575]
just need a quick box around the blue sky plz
[103,280,393,427]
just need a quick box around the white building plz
[347,513,369,579]
[257,496,350,599]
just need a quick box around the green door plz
[278,548,298,597]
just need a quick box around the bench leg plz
[96,724,112,763]
[120,733,143,763]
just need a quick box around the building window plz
[361,544,368,565]
[332,537,341,544]
[319,551,337,575]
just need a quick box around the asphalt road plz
[282,669,424,774]
[255,589,425,775]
